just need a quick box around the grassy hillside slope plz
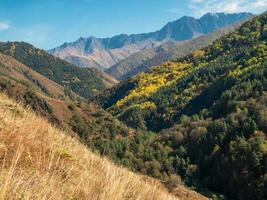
[0,93,179,200]
[0,42,117,98]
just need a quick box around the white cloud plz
[189,0,267,16]
[0,22,10,31]
[190,0,205,3]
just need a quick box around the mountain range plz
[0,9,266,200]
[49,12,253,72]
[106,22,244,80]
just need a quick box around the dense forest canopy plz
[90,13,267,200]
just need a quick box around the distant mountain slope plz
[94,13,267,199]
[107,22,243,80]
[0,42,118,98]
[49,12,252,71]
[0,52,66,98]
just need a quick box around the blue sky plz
[0,0,266,49]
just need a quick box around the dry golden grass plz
[0,93,178,200]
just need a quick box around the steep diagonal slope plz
[49,12,252,70]
[0,53,66,98]
[0,93,179,200]
[107,22,242,80]
[0,42,118,98]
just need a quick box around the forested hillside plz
[0,42,117,98]
[93,13,267,200]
